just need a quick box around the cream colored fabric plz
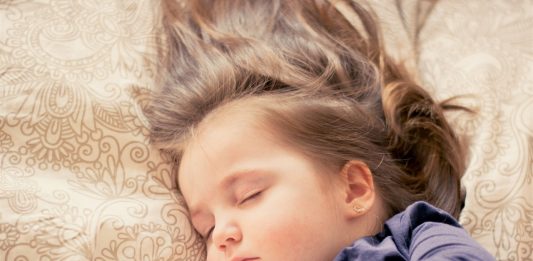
[418,2,533,260]
[0,0,531,261]
[0,1,205,260]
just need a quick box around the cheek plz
[245,188,334,257]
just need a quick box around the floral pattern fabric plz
[418,1,533,260]
[0,0,204,260]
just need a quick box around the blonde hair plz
[149,0,466,218]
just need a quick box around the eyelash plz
[203,190,264,240]
[204,227,214,240]
[239,190,262,205]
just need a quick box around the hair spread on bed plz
[148,0,466,218]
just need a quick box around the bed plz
[1,0,531,260]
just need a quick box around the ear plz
[337,160,376,219]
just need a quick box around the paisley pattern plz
[416,1,533,260]
[0,0,531,260]
[0,0,204,260]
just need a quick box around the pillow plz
[0,1,205,260]
[417,1,533,260]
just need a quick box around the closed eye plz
[239,190,262,205]
[204,226,214,241]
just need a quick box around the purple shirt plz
[333,201,495,261]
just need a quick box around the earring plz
[352,203,366,213]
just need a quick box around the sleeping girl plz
[148,0,495,260]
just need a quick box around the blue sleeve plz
[333,201,495,261]
[409,221,495,261]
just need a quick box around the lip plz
[231,257,259,261]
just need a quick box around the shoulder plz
[333,201,495,261]
[393,201,495,260]
[408,219,495,260]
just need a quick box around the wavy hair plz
[149,0,467,218]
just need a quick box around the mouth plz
[232,258,259,261]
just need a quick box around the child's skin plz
[178,101,384,261]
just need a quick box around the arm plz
[409,221,495,261]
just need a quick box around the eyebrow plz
[222,169,266,190]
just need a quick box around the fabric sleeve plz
[409,222,496,261]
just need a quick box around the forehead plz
[176,105,278,200]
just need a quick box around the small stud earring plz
[352,203,366,213]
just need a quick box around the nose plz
[212,221,242,252]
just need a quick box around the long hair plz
[149,0,467,218]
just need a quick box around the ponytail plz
[383,81,466,217]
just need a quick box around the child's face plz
[178,111,353,261]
